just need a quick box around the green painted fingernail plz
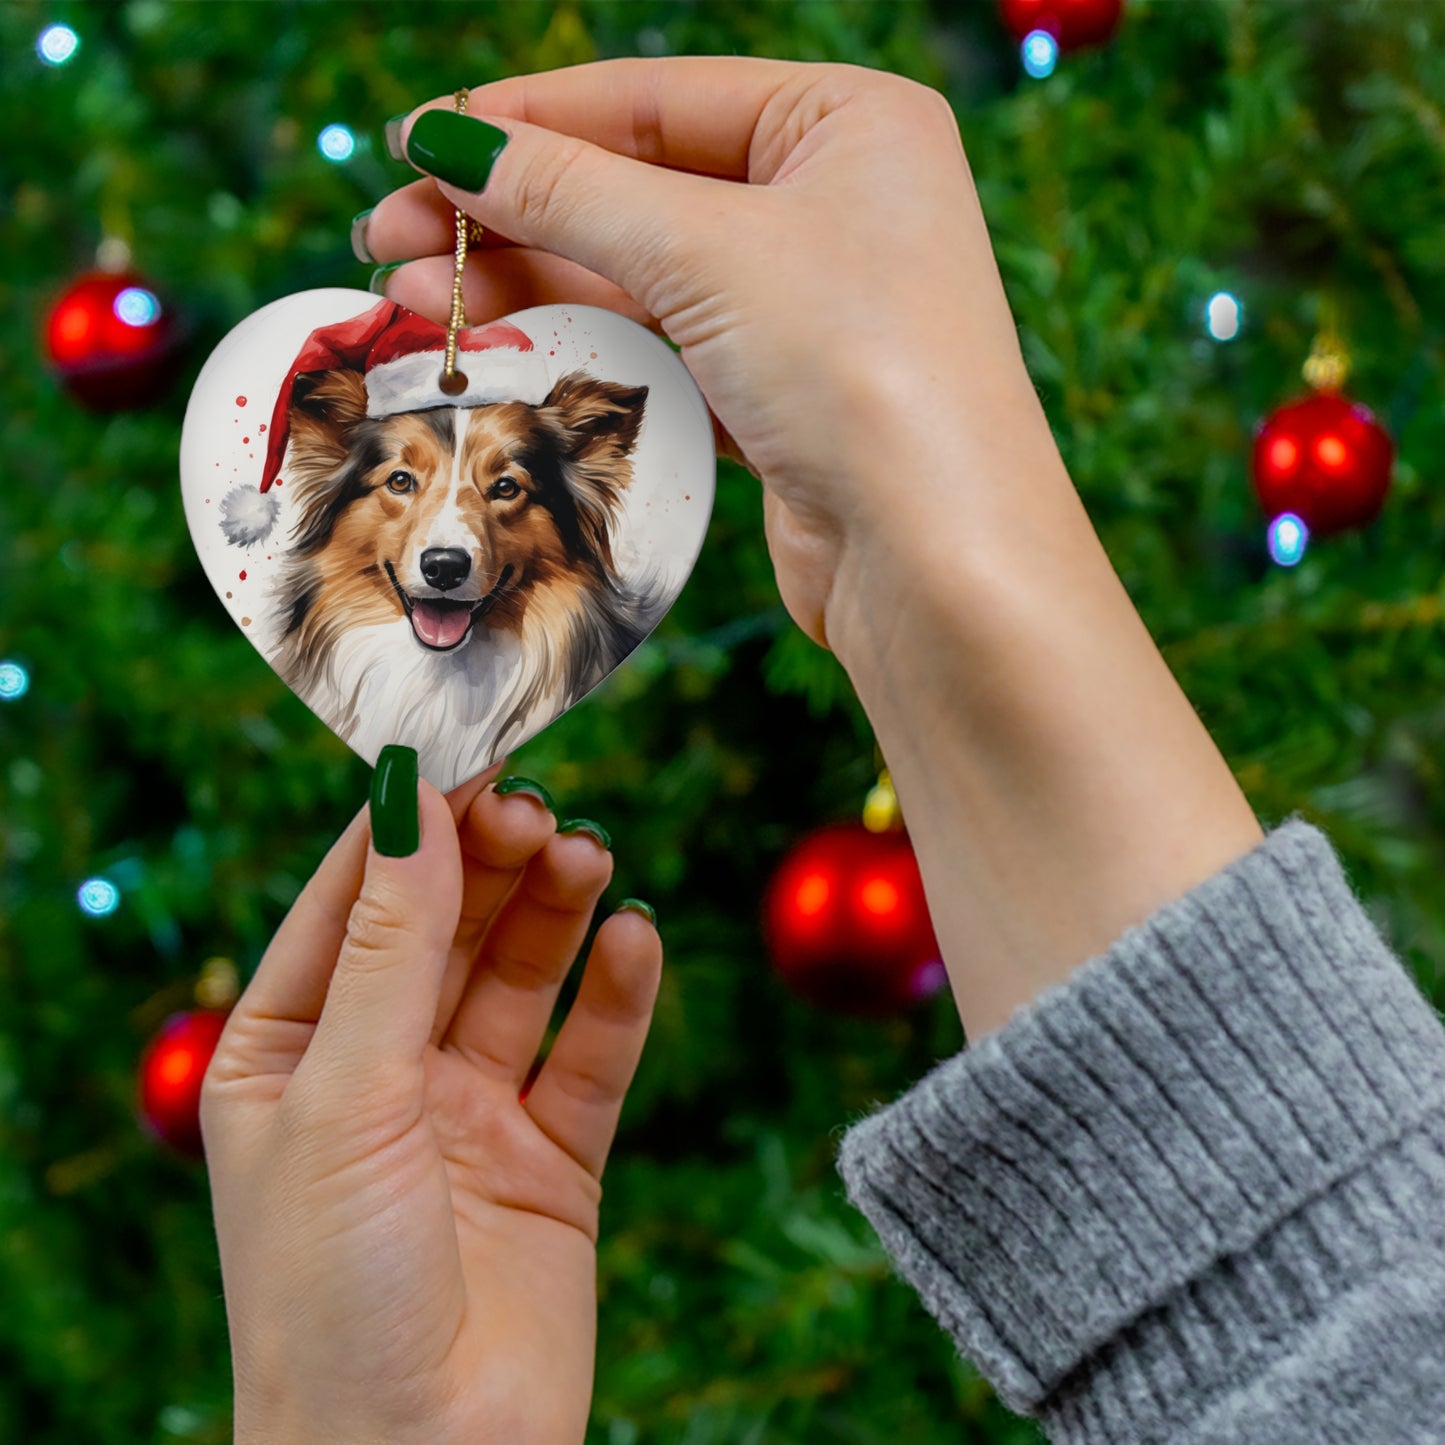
[371,745,419,857]
[494,776,555,811]
[384,113,409,161]
[558,818,612,850]
[617,898,656,926]
[368,261,404,296]
[405,110,509,192]
[350,208,375,264]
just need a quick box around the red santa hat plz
[219,299,550,548]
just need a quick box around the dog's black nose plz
[419,548,471,592]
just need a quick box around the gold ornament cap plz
[195,956,240,1010]
[863,768,902,833]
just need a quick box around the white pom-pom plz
[218,485,280,547]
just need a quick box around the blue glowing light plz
[318,124,356,162]
[37,24,79,66]
[1022,30,1059,79]
[1206,291,1243,342]
[114,287,161,328]
[1267,512,1309,567]
[78,877,121,918]
[0,660,29,701]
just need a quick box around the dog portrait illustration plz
[213,299,666,786]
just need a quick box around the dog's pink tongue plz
[411,601,471,649]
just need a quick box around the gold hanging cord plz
[1302,293,1350,394]
[440,88,477,395]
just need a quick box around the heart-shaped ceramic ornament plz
[180,290,715,790]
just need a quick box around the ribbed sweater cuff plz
[836,818,1445,1431]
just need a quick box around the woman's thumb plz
[395,106,723,315]
[304,747,463,1086]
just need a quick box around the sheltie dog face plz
[266,366,656,779]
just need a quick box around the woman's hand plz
[201,762,660,1445]
[361,56,1054,655]
[362,59,1262,1042]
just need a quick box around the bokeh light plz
[1267,512,1309,567]
[37,24,79,66]
[793,872,831,918]
[77,877,121,917]
[317,123,356,162]
[1205,291,1242,341]
[1022,30,1059,79]
[114,287,161,328]
[0,660,29,701]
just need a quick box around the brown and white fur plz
[262,366,659,785]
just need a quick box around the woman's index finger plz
[454,55,808,181]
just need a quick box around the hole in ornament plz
[438,368,469,397]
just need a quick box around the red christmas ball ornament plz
[764,822,945,1017]
[998,0,1124,50]
[137,1009,230,1157]
[44,269,182,410]
[1251,391,1394,537]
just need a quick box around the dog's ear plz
[540,372,650,572]
[290,368,369,429]
[542,373,649,459]
[284,369,371,554]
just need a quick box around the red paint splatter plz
[589,352,597,360]
[684,494,691,501]
[548,349,555,357]
[275,478,283,487]
[241,436,249,444]
[239,570,247,581]
[258,423,267,433]
[236,395,247,407]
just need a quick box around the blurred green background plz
[3,1,1445,1441]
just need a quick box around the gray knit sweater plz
[836,818,1445,1443]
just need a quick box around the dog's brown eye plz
[490,476,521,500]
[385,470,415,495]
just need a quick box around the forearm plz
[826,388,1262,1040]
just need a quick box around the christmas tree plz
[3,3,1444,1441]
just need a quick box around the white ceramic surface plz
[180,289,714,789]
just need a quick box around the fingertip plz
[445,760,505,825]
[541,824,616,895]
[598,902,663,958]
[592,907,665,1008]
[614,897,657,930]
[458,772,558,870]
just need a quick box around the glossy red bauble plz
[44,270,182,410]
[137,1009,230,1157]
[998,0,1125,49]
[763,823,945,1017]
[1251,392,1394,537]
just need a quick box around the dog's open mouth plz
[384,561,513,652]
[409,597,476,650]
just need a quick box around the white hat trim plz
[364,349,551,418]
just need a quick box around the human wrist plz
[822,422,1262,1039]
[821,379,1078,681]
